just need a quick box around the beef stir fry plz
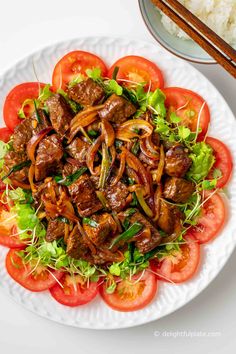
[3,74,196,266]
[0,50,230,311]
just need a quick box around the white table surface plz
[0,0,235,353]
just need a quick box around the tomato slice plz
[50,273,98,307]
[0,127,12,143]
[0,194,26,248]
[206,137,233,189]
[163,87,210,140]
[6,249,64,292]
[100,270,158,312]
[151,235,200,283]
[187,192,226,244]
[108,55,164,91]
[3,82,45,131]
[52,50,108,91]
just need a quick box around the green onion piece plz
[88,129,99,137]
[98,143,110,189]
[2,160,31,181]
[112,66,119,80]
[140,246,160,262]
[131,140,140,155]
[57,216,70,224]
[109,222,143,249]
[83,217,99,228]
[96,191,109,209]
[33,100,41,123]
[55,167,87,186]
[135,188,153,218]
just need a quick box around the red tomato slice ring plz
[3,82,45,131]
[0,127,13,143]
[151,235,200,283]
[108,55,164,91]
[6,249,64,292]
[0,193,26,248]
[187,191,226,244]
[50,273,98,307]
[52,50,108,91]
[206,137,233,189]
[163,87,210,140]
[100,269,158,312]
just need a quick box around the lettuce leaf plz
[187,142,215,182]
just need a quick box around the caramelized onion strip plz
[125,149,151,195]
[27,127,53,163]
[154,145,165,183]
[116,119,153,142]
[111,149,126,186]
[86,135,103,175]
[102,120,115,147]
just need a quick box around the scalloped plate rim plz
[0,36,235,329]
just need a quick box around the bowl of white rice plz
[139,0,236,64]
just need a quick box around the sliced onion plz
[125,149,151,195]
[153,185,162,221]
[140,136,159,160]
[28,164,36,192]
[111,148,126,186]
[10,179,31,190]
[126,166,142,185]
[152,145,165,183]
[98,143,110,189]
[77,220,97,255]
[69,112,98,143]
[27,127,53,163]
[102,120,115,147]
[109,145,116,167]
[116,119,153,142]
[44,200,78,222]
[86,135,103,175]
[135,187,153,218]
[70,105,104,127]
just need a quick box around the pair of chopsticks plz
[152,0,236,78]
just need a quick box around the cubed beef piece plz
[83,213,117,246]
[163,177,195,203]
[124,209,161,254]
[98,94,136,124]
[67,78,104,106]
[68,174,103,217]
[66,227,89,259]
[62,161,78,177]
[13,109,49,152]
[104,181,130,212]
[3,151,29,182]
[66,137,89,164]
[164,144,192,177]
[46,94,73,136]
[157,200,183,235]
[90,175,100,189]
[35,134,63,181]
[157,200,175,235]
[46,219,65,242]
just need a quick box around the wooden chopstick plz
[152,0,236,78]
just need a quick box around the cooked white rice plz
[160,0,236,45]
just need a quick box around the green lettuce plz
[187,142,215,182]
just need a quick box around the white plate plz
[0,37,236,329]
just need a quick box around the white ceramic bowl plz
[139,0,236,64]
[0,37,236,329]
